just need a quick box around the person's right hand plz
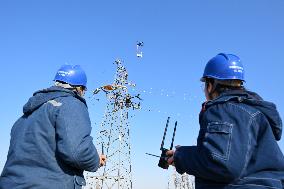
[99,154,107,167]
[166,150,175,166]
[166,145,181,166]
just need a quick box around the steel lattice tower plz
[84,60,140,189]
[168,170,195,189]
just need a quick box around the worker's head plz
[201,53,245,100]
[54,65,87,97]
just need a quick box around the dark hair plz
[206,78,246,96]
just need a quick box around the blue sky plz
[0,0,284,188]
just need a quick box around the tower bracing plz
[84,59,141,189]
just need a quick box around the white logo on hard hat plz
[229,65,243,73]
[58,70,74,76]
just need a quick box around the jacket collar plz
[204,90,262,109]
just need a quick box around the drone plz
[136,41,144,58]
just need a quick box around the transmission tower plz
[84,59,140,189]
[168,170,195,189]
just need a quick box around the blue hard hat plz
[54,65,87,88]
[201,53,245,82]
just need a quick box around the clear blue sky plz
[1,0,284,188]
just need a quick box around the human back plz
[167,53,284,189]
[198,88,284,188]
[0,65,105,189]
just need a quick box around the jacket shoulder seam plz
[227,102,260,117]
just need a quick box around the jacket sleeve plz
[55,97,100,172]
[174,104,255,182]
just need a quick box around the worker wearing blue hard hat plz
[201,53,245,100]
[167,53,284,188]
[0,65,106,189]
[201,53,245,81]
[53,64,88,96]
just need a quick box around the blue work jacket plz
[0,86,100,189]
[174,90,284,189]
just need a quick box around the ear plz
[207,82,213,93]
